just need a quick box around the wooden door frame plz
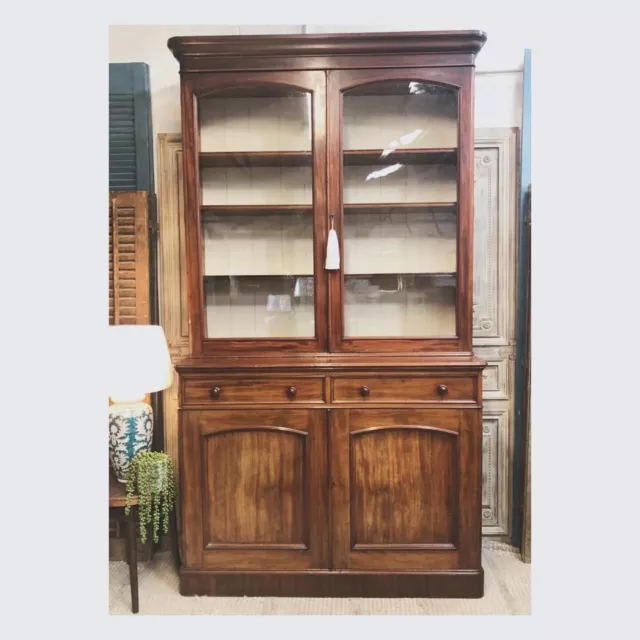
[180,70,328,357]
[326,67,474,354]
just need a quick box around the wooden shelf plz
[343,148,457,166]
[203,274,315,293]
[198,148,456,168]
[344,202,456,213]
[204,274,313,279]
[204,273,455,281]
[201,203,455,217]
[201,203,454,217]
[201,205,312,216]
[346,272,456,278]
[200,151,312,168]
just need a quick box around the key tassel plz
[325,215,340,270]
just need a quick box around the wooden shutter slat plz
[109,191,150,327]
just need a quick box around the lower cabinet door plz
[181,409,329,570]
[331,408,482,571]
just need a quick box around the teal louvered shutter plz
[108,61,158,326]
[108,63,161,451]
[109,63,154,192]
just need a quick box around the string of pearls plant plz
[125,451,176,544]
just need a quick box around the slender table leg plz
[127,509,139,614]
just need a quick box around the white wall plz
[109,26,307,146]
[109,25,524,181]
[476,72,522,129]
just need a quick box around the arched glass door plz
[328,69,472,353]
[189,71,327,354]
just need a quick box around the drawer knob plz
[437,384,448,397]
[360,385,371,397]
[287,386,297,399]
[209,386,222,400]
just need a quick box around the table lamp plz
[108,325,173,483]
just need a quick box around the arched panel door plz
[327,69,474,354]
[181,409,328,570]
[181,71,328,356]
[331,408,481,571]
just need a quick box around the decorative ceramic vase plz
[109,402,153,482]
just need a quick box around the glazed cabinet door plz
[327,68,474,353]
[181,409,329,570]
[181,71,328,356]
[331,408,482,570]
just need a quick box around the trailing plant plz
[125,451,176,544]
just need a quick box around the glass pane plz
[342,81,458,338]
[205,275,314,339]
[198,86,314,338]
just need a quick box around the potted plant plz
[125,451,176,544]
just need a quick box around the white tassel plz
[325,215,340,270]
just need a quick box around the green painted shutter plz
[108,62,158,328]
[108,63,162,452]
[109,63,154,192]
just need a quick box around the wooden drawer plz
[182,376,326,405]
[331,375,476,404]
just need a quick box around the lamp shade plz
[107,325,173,403]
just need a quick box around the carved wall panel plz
[473,128,519,538]
[158,128,519,537]
[474,345,513,402]
[473,129,518,347]
[481,403,511,536]
[157,134,188,477]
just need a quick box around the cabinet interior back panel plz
[201,165,454,206]
[344,211,456,275]
[201,167,313,205]
[199,96,312,152]
[205,277,315,339]
[345,279,456,337]
[203,214,314,277]
[343,164,457,204]
[343,94,458,150]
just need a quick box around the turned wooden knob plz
[437,384,448,397]
[360,385,371,397]
[210,386,221,399]
[287,386,297,399]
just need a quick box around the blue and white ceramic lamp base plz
[109,402,154,483]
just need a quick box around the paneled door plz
[181,71,328,355]
[331,408,482,570]
[181,409,329,570]
[327,68,474,353]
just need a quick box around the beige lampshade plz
[107,325,173,403]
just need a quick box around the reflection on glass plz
[343,81,458,151]
[345,274,456,337]
[205,276,314,338]
[202,212,313,277]
[342,81,459,338]
[199,87,311,152]
[344,208,456,275]
[198,86,315,339]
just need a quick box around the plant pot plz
[108,402,153,482]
